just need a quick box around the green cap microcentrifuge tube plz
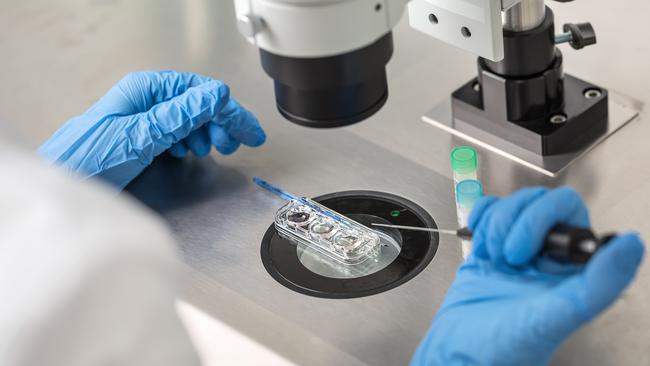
[451,146,478,184]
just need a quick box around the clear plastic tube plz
[451,146,480,259]
[456,179,483,259]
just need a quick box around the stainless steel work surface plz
[2,1,650,365]
[127,128,459,366]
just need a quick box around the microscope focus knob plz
[559,22,597,50]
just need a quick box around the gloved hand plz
[411,187,645,366]
[38,70,266,188]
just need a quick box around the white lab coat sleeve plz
[0,145,200,366]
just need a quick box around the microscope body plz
[234,0,607,157]
[234,0,407,127]
[234,0,407,58]
[454,5,607,155]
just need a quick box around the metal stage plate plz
[127,127,460,366]
[423,93,642,176]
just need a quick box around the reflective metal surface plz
[503,0,546,31]
[127,135,459,366]
[2,0,650,365]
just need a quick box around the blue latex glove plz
[411,187,645,366]
[38,71,266,188]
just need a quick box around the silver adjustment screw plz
[237,14,264,38]
[555,32,573,45]
[584,88,602,99]
[550,114,568,124]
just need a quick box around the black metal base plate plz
[452,74,609,155]
[260,191,438,299]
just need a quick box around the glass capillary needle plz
[370,223,473,240]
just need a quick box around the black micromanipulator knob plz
[562,22,597,50]
[540,224,614,263]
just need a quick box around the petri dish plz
[297,214,402,279]
[296,230,401,279]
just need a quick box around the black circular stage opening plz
[260,191,439,299]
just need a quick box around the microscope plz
[234,0,627,174]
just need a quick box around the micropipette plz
[372,224,473,239]
[253,177,301,201]
[371,223,615,264]
[253,177,348,224]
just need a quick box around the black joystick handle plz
[541,224,614,264]
[562,22,597,50]
[455,224,614,264]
